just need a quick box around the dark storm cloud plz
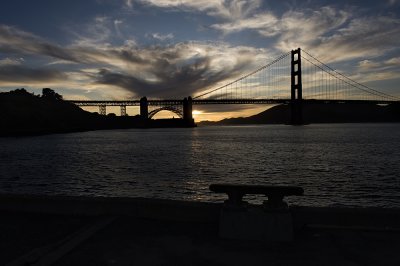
[94,50,253,98]
[0,64,67,83]
[0,25,80,62]
[0,24,267,97]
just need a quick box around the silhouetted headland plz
[199,102,400,125]
[0,89,196,136]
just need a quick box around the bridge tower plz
[140,97,148,119]
[99,105,106,116]
[120,105,127,116]
[291,48,303,125]
[183,96,193,121]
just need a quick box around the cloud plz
[0,25,79,62]
[146,32,174,41]
[336,55,400,86]
[136,1,400,64]
[358,60,381,70]
[208,5,399,64]
[0,24,135,67]
[357,56,400,79]
[385,57,400,66]
[114,19,124,37]
[137,0,261,20]
[193,4,400,64]
[308,15,400,62]
[93,42,270,98]
[0,57,24,66]
[125,0,133,8]
[211,12,278,36]
[0,24,271,98]
[71,16,114,47]
[0,65,67,84]
[2,1,399,100]
[274,7,350,52]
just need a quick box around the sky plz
[0,0,399,120]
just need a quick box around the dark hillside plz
[0,89,105,136]
[0,89,195,136]
[199,102,400,125]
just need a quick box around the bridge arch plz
[148,106,183,119]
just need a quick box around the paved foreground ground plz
[1,211,400,266]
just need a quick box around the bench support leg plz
[219,207,293,242]
[263,195,289,210]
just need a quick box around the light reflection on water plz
[0,124,399,208]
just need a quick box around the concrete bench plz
[209,184,304,241]
[209,183,304,209]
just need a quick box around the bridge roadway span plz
[67,98,398,123]
[67,99,397,106]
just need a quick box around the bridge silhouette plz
[69,48,400,124]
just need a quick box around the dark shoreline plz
[2,90,399,136]
[1,193,399,228]
[0,89,196,137]
[199,102,400,126]
[1,194,400,265]
[3,121,400,138]
[0,119,197,137]
[0,117,197,137]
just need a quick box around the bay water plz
[1,124,399,208]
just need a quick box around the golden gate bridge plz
[68,48,400,125]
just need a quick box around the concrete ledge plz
[0,194,220,223]
[1,194,399,230]
[292,206,400,230]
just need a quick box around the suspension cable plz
[301,49,400,101]
[193,52,291,99]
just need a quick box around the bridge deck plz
[67,99,399,106]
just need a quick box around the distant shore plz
[2,89,399,137]
[199,102,400,126]
[0,89,196,137]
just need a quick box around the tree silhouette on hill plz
[42,88,62,100]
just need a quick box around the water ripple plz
[0,124,399,208]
